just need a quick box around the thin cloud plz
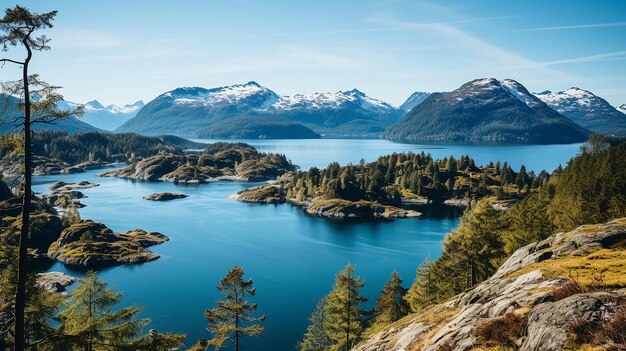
[527,21,626,31]
[542,50,626,66]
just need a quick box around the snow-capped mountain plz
[117,82,402,137]
[76,100,144,131]
[535,88,626,136]
[619,104,626,114]
[384,78,589,144]
[400,92,430,112]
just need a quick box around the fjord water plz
[33,139,582,351]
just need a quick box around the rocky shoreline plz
[232,185,422,219]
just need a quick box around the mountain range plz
[383,78,590,144]
[115,82,403,138]
[535,88,626,137]
[59,100,144,131]
[2,79,624,143]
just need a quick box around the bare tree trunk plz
[14,40,32,351]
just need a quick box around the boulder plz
[35,272,78,293]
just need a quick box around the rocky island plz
[143,192,189,201]
[101,142,295,183]
[47,220,169,269]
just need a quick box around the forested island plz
[235,151,544,218]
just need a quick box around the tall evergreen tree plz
[205,266,264,351]
[368,272,409,330]
[57,271,149,351]
[325,265,367,351]
[298,296,332,351]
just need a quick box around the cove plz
[33,139,582,350]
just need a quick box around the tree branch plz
[0,58,25,65]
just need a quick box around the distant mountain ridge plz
[535,88,626,137]
[384,78,589,144]
[60,99,144,131]
[0,94,100,135]
[116,82,403,138]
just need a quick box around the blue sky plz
[2,0,626,106]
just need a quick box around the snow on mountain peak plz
[500,79,543,107]
[167,82,279,107]
[535,88,597,110]
[271,89,394,113]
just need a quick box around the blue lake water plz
[32,139,582,351]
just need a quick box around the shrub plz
[552,280,589,301]
[474,313,528,348]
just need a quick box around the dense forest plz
[0,131,206,165]
[280,152,545,205]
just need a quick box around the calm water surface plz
[33,139,582,350]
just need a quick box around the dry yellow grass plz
[511,248,626,288]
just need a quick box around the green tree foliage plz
[56,271,151,351]
[367,272,409,334]
[325,264,367,351]
[0,252,62,350]
[61,202,81,228]
[298,296,332,351]
[404,260,436,312]
[281,152,532,205]
[548,142,626,231]
[205,266,264,351]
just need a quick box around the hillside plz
[383,78,589,144]
[536,88,626,137]
[352,218,626,351]
[116,82,402,138]
[197,116,320,139]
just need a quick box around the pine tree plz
[369,272,409,330]
[57,271,149,351]
[405,259,437,312]
[205,266,264,351]
[325,265,367,351]
[61,203,81,228]
[299,296,331,351]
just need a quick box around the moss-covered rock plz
[47,220,168,269]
